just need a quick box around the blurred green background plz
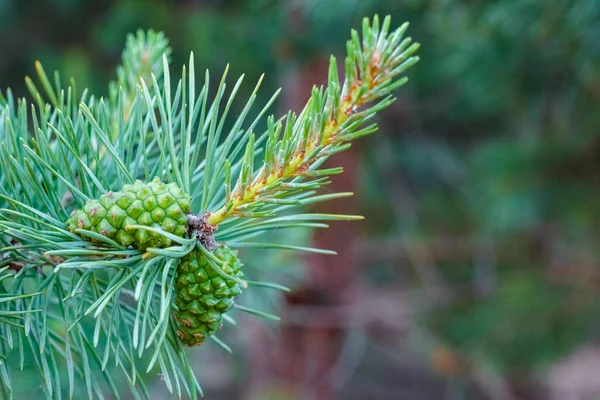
[3,0,600,399]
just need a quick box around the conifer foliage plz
[0,16,419,398]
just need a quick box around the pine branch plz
[207,15,419,226]
[0,15,419,399]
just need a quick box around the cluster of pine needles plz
[0,15,419,399]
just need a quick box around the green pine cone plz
[174,245,244,346]
[66,177,191,250]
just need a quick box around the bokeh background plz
[3,0,600,399]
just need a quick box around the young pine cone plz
[66,177,191,250]
[174,245,244,346]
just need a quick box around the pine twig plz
[207,15,420,226]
